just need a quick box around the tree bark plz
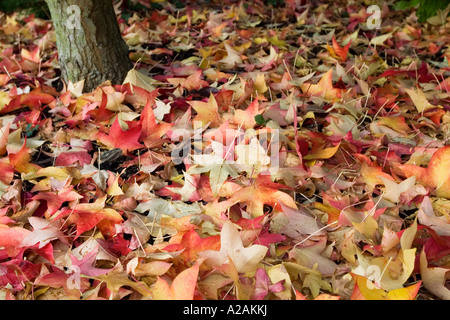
[45,0,133,92]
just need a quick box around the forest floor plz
[0,0,449,300]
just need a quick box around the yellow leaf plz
[215,262,250,300]
[36,167,81,181]
[400,217,417,250]
[404,87,439,113]
[268,35,286,48]
[379,248,416,291]
[352,274,387,299]
[106,172,124,196]
[352,215,378,242]
[303,142,340,160]
[0,91,11,112]
[189,93,221,129]
[254,37,268,45]
[94,272,151,298]
[123,68,156,92]
[369,33,392,46]
[254,73,268,94]
[386,282,422,300]
[351,274,420,300]
[267,264,292,300]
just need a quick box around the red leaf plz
[254,226,286,247]
[140,98,173,148]
[331,36,351,62]
[0,259,40,291]
[1,87,55,114]
[58,196,123,238]
[173,228,220,262]
[97,116,143,155]
[55,151,92,166]
[35,267,90,298]
[252,267,285,300]
[32,187,83,218]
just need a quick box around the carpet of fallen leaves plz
[0,0,450,300]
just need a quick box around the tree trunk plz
[45,0,133,92]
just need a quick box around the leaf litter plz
[0,0,450,300]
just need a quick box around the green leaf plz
[255,114,268,125]
[394,0,449,22]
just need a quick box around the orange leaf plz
[328,36,351,62]
[164,227,221,262]
[8,140,41,174]
[167,70,208,91]
[300,69,342,101]
[62,196,123,238]
[354,154,394,192]
[396,146,450,198]
[232,99,263,130]
[179,228,221,262]
[226,173,297,217]
[313,202,341,225]
[152,262,199,300]
[0,160,14,184]
[0,225,31,257]
[1,87,55,114]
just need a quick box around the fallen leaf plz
[300,69,342,101]
[418,196,450,236]
[396,146,450,198]
[199,220,268,273]
[420,249,450,300]
[404,87,439,113]
[96,116,143,155]
[152,261,199,300]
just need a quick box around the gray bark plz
[45,0,133,92]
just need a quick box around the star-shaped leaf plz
[300,69,343,101]
[152,262,199,300]
[199,220,268,273]
[97,117,143,155]
[396,146,450,198]
[188,93,221,129]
